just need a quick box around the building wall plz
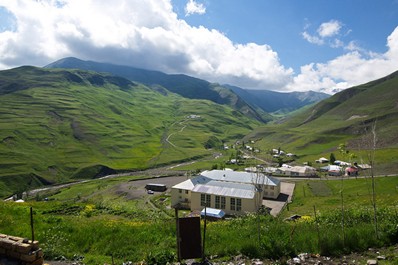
[171,188,192,209]
[263,184,280,199]
[190,191,260,215]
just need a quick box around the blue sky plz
[0,0,397,93]
[174,0,398,71]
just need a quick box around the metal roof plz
[201,208,225,218]
[192,180,255,199]
[172,175,212,190]
[172,170,280,197]
[201,170,280,186]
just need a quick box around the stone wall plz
[0,234,43,265]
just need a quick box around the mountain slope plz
[245,70,398,174]
[45,57,271,122]
[0,66,261,197]
[226,85,330,113]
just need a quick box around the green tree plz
[330,153,336,164]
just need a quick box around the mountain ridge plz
[45,57,272,122]
[45,57,329,119]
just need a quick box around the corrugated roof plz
[172,170,280,195]
[172,175,212,190]
[192,181,255,199]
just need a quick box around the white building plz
[171,170,281,215]
[276,165,317,177]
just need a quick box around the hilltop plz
[0,66,261,197]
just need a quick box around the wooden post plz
[175,208,181,262]
[313,205,321,252]
[30,207,35,243]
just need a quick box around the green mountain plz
[0,66,261,197]
[225,84,330,114]
[246,70,398,174]
[45,57,272,122]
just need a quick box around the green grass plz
[282,176,398,217]
[1,175,398,264]
[0,67,261,197]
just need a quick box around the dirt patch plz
[111,176,189,200]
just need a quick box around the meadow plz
[0,67,260,198]
[1,175,397,264]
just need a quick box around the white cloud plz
[0,0,293,90]
[302,31,324,45]
[302,19,345,49]
[0,1,397,94]
[185,0,206,16]
[287,26,398,94]
[317,20,342,38]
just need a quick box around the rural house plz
[171,170,281,215]
[275,165,317,177]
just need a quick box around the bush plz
[145,250,176,265]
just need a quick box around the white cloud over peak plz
[185,0,206,16]
[0,0,293,90]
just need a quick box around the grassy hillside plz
[0,66,261,197]
[45,57,271,122]
[244,70,398,174]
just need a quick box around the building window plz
[179,189,182,193]
[221,197,226,209]
[206,194,211,207]
[230,198,236,211]
[185,190,189,194]
[215,196,220,209]
[236,198,242,211]
[201,194,206,206]
[270,186,274,190]
[201,194,211,207]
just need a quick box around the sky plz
[0,0,397,94]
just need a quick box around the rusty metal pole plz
[202,205,207,263]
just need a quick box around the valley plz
[0,60,397,264]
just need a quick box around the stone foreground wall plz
[0,234,43,265]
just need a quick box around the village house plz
[275,165,317,177]
[316,157,329,163]
[171,170,281,215]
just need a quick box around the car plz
[147,190,154,194]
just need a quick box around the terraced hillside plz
[0,66,261,197]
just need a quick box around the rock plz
[377,255,386,260]
[293,257,301,264]
[298,253,308,261]
[252,259,263,265]
[367,260,378,265]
